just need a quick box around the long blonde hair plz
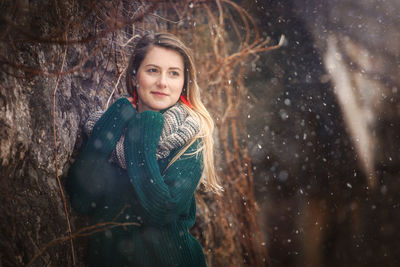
[126,32,223,194]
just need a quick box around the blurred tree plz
[244,0,400,266]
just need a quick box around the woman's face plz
[135,46,185,113]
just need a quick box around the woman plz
[67,32,222,267]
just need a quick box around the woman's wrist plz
[125,111,164,153]
[87,98,135,154]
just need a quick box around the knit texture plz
[157,103,200,158]
[84,102,200,169]
[67,98,206,267]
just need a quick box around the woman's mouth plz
[151,91,168,96]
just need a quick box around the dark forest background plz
[1,0,399,266]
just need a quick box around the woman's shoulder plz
[161,138,204,179]
[176,138,204,164]
[187,138,203,153]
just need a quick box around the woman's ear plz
[131,76,137,87]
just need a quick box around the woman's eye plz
[170,71,180,76]
[147,68,158,73]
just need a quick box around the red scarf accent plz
[180,95,193,109]
[133,90,138,110]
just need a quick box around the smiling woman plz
[66,32,222,267]
[135,46,185,112]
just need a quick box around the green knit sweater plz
[67,98,206,267]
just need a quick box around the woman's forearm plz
[124,111,203,226]
[67,98,135,214]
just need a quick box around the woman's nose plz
[158,73,167,88]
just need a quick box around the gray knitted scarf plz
[84,101,200,169]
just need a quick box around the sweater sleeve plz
[124,111,203,227]
[67,98,135,214]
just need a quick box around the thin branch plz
[0,42,103,77]
[51,33,76,266]
[26,221,140,267]
[106,67,126,108]
[0,3,156,45]
[151,13,184,24]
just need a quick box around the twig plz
[26,221,140,267]
[151,13,184,24]
[106,66,127,108]
[51,33,76,266]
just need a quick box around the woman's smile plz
[151,91,169,96]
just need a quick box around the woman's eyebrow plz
[144,64,160,68]
[169,67,183,71]
[144,64,182,71]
